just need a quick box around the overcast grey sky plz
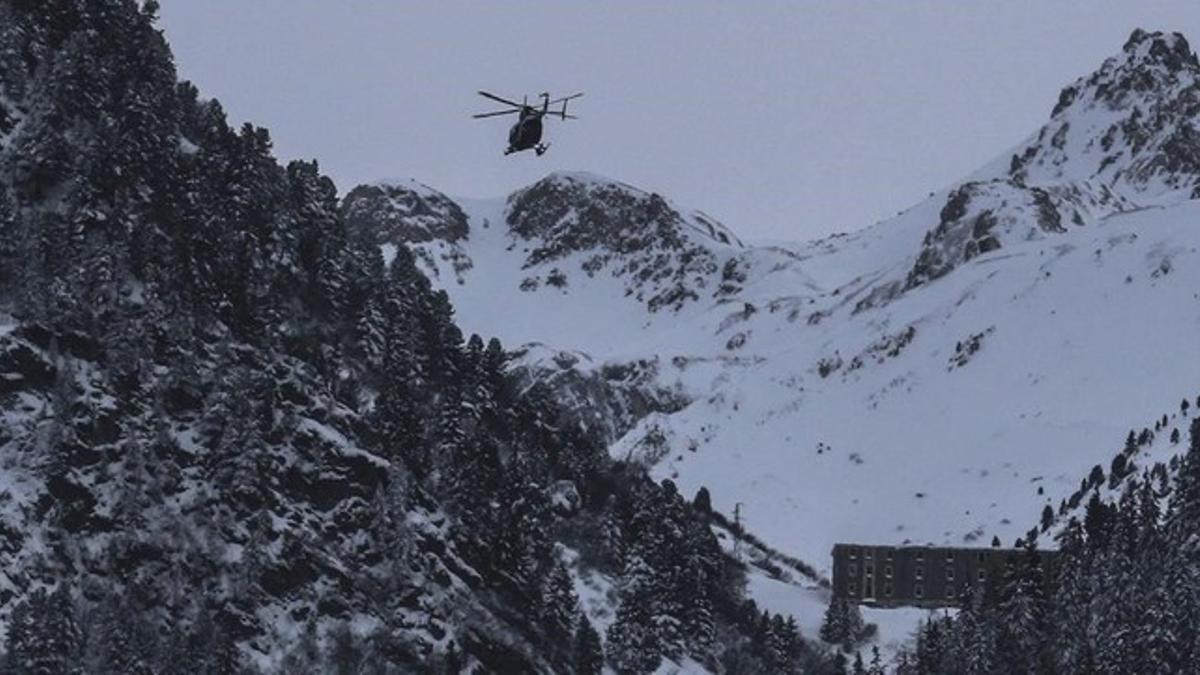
[157,2,1200,242]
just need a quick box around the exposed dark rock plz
[342,182,469,244]
[505,173,729,311]
[0,338,55,393]
[510,348,689,446]
[907,180,1118,289]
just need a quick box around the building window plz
[915,584,924,599]
[977,552,986,563]
[945,551,955,562]
[849,549,858,560]
[946,568,955,582]
[885,565,893,578]
[886,550,895,561]
[849,563,857,576]
[866,564,874,576]
[865,551,873,561]
[978,570,986,582]
[884,584,893,597]
[915,567,924,580]
[848,582,858,594]
[916,551,925,562]
[946,585,956,599]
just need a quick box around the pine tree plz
[868,645,885,675]
[3,586,82,675]
[573,615,605,675]
[1110,452,1128,488]
[1167,419,1200,551]
[914,617,947,675]
[994,544,1047,673]
[541,557,580,641]
[846,650,863,675]
[90,592,157,675]
[683,567,716,659]
[1084,492,1114,546]
[843,601,866,649]
[371,260,428,472]
[692,486,712,515]
[819,598,848,647]
[606,554,662,674]
[761,614,793,673]
[948,584,994,675]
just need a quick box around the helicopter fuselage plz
[506,108,544,154]
[475,90,580,157]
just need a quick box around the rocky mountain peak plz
[1121,28,1197,74]
[341,179,469,245]
[503,171,746,311]
[1009,29,1200,198]
[1049,30,1197,119]
[507,172,743,253]
[337,171,766,313]
[895,30,1200,295]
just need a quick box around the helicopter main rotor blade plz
[546,92,584,106]
[472,109,521,119]
[477,90,523,108]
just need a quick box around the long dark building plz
[831,543,1059,608]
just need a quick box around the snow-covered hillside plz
[344,28,1200,651]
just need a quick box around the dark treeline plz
[0,1,840,672]
[896,418,1200,674]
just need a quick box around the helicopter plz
[473,90,583,156]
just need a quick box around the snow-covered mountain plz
[4,4,806,672]
[344,28,1200,648]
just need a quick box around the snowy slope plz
[343,29,1200,653]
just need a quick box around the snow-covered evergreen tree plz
[606,554,662,674]
[541,557,581,641]
[573,615,605,675]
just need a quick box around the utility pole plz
[733,502,744,563]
